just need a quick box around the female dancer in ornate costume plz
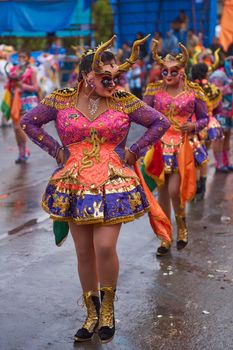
[20,36,170,343]
[209,59,233,172]
[143,40,209,256]
[4,50,39,163]
[191,62,222,199]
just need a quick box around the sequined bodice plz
[56,108,129,146]
[153,90,195,121]
[153,90,195,146]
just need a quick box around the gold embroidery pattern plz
[41,200,149,226]
[83,201,103,218]
[165,103,182,131]
[52,194,69,215]
[128,192,142,211]
[38,134,44,141]
[78,128,106,174]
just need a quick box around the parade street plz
[0,126,233,350]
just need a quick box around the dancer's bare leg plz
[69,222,98,291]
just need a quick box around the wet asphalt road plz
[0,126,233,350]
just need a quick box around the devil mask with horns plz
[78,34,150,97]
[152,39,189,87]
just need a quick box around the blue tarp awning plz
[0,0,77,33]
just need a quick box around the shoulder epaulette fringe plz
[144,81,163,96]
[41,87,77,110]
[191,82,221,113]
[186,80,207,103]
[110,90,144,114]
[205,84,222,112]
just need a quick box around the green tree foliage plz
[0,37,47,51]
[92,0,113,44]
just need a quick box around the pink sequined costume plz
[143,80,209,173]
[6,65,39,114]
[21,87,170,225]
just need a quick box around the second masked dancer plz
[143,40,209,256]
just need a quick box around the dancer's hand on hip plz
[179,122,195,135]
[125,149,137,166]
[56,148,66,165]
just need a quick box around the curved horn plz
[118,34,151,72]
[71,45,85,58]
[92,35,117,74]
[178,42,189,66]
[71,45,78,51]
[151,39,164,65]
[209,48,220,73]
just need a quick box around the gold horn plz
[92,35,117,74]
[178,42,189,66]
[151,39,164,65]
[209,48,220,73]
[71,45,78,51]
[71,45,85,58]
[118,34,151,72]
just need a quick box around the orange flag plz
[177,134,196,208]
[11,87,21,124]
[134,163,172,244]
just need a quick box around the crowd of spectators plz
[114,9,233,99]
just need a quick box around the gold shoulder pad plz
[41,87,77,109]
[186,81,207,103]
[203,83,222,111]
[110,90,144,114]
[144,81,163,96]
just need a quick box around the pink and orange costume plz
[5,64,39,115]
[21,86,170,227]
[143,80,209,175]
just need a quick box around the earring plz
[85,79,88,88]
[178,74,184,90]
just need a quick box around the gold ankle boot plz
[156,240,171,256]
[74,291,100,342]
[175,215,188,250]
[98,286,116,344]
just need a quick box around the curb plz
[1,214,49,240]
